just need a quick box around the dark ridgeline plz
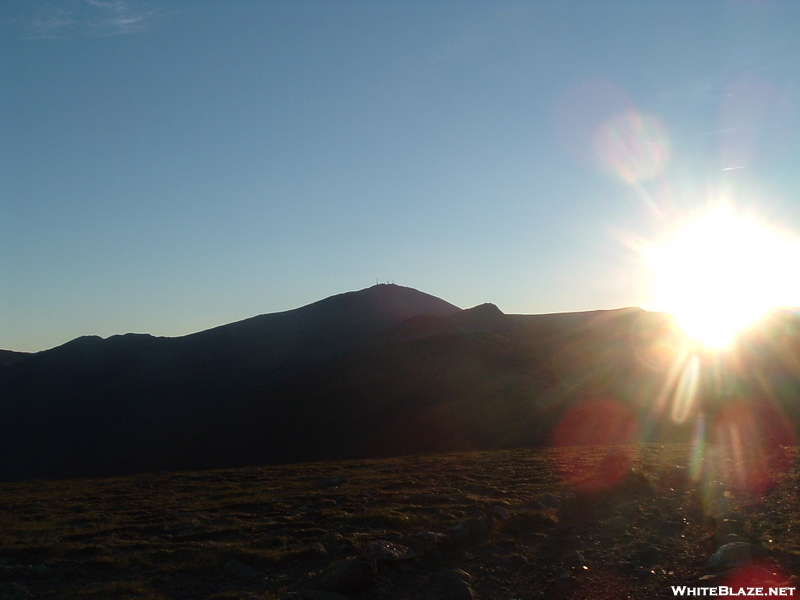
[0,350,29,366]
[1,284,798,482]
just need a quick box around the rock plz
[551,574,580,598]
[604,515,630,534]
[452,518,490,544]
[656,518,686,535]
[462,483,503,497]
[317,477,344,489]
[318,558,375,594]
[599,449,631,480]
[366,540,415,561]
[410,492,443,505]
[519,499,546,511]
[500,511,557,536]
[224,559,259,578]
[559,534,584,551]
[708,498,731,518]
[467,519,489,542]
[466,518,489,541]
[502,553,528,570]
[716,533,742,547]
[426,569,475,600]
[34,564,58,578]
[329,538,359,554]
[0,564,58,581]
[452,521,472,543]
[293,591,351,600]
[719,511,747,523]
[411,531,445,551]
[708,542,765,571]
[629,544,663,568]
[311,542,328,555]
[616,500,641,518]
[563,550,586,569]
[0,584,31,600]
[538,494,562,510]
[660,465,691,490]
[489,505,509,521]
[558,491,577,506]
[768,445,791,470]
[716,518,745,538]
[618,470,652,494]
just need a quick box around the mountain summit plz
[1,286,799,482]
[0,285,462,481]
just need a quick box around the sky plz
[3,0,800,352]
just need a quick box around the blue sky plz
[3,0,800,352]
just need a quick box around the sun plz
[648,207,800,349]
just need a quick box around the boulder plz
[629,543,663,568]
[604,515,630,534]
[538,494,562,510]
[551,574,580,598]
[318,558,375,594]
[708,542,765,571]
[618,470,652,494]
[294,591,351,600]
[426,569,475,600]
[715,533,742,547]
[451,518,490,544]
[500,511,557,536]
[656,518,687,535]
[489,505,509,521]
[616,500,641,518]
[411,531,445,552]
[461,483,497,496]
[562,550,586,569]
[366,540,415,562]
[224,558,259,578]
[708,498,731,518]
[0,583,32,600]
[716,518,745,538]
[317,476,345,489]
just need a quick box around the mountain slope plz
[1,286,799,482]
[0,285,459,481]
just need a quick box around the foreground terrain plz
[1,444,798,600]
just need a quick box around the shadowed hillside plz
[1,285,799,482]
[0,350,29,366]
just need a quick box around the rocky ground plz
[0,443,798,600]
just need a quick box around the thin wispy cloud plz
[13,0,168,38]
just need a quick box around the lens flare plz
[648,207,800,348]
[593,110,670,183]
[671,354,700,423]
[552,397,638,491]
[711,401,796,493]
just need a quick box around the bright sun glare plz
[649,207,800,349]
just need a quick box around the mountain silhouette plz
[1,284,798,482]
